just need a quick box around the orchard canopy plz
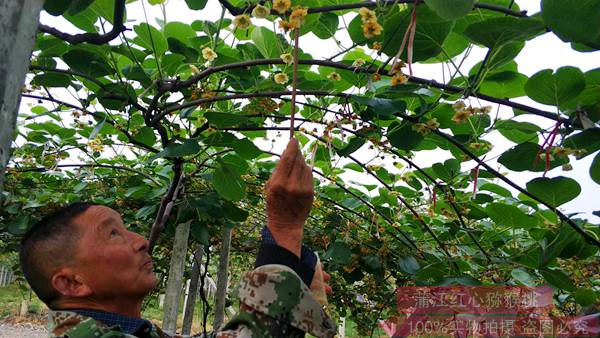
[3,0,600,332]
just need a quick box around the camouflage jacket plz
[48,265,336,338]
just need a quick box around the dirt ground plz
[0,315,48,338]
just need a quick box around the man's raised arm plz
[215,138,336,338]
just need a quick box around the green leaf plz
[572,289,598,306]
[133,23,168,56]
[463,17,544,50]
[496,120,541,144]
[251,27,279,59]
[44,0,74,16]
[398,256,420,275]
[151,139,201,159]
[68,0,95,15]
[525,67,586,107]
[511,268,535,286]
[387,121,424,151]
[324,241,352,265]
[204,112,249,128]
[498,142,567,172]
[185,0,208,10]
[7,216,29,235]
[231,138,262,160]
[213,163,246,201]
[337,137,365,157]
[542,0,600,49]
[133,127,156,147]
[486,203,537,228]
[31,73,72,87]
[526,176,581,207]
[222,201,249,222]
[62,48,113,77]
[479,71,527,98]
[190,221,209,245]
[424,0,475,20]
[352,96,406,119]
[89,0,122,25]
[591,152,600,185]
[164,22,197,46]
[540,269,576,291]
[313,13,339,40]
[432,159,460,182]
[382,6,454,62]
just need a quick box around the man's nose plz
[128,230,149,252]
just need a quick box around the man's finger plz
[275,138,300,177]
[322,271,331,282]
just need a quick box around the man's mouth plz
[142,258,153,269]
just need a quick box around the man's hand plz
[266,138,314,257]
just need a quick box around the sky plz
[32,0,600,222]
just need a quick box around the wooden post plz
[162,221,191,335]
[0,0,44,191]
[213,225,232,331]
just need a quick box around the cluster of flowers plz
[359,7,383,39]
[451,101,492,123]
[87,138,104,153]
[279,6,308,32]
[390,61,408,86]
[411,118,440,135]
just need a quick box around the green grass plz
[0,283,46,318]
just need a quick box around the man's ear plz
[51,268,93,298]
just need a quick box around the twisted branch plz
[39,0,127,45]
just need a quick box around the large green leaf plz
[424,0,475,20]
[164,22,197,46]
[526,176,581,207]
[213,163,246,201]
[498,142,567,172]
[185,0,208,10]
[251,27,279,59]
[351,96,406,120]
[542,0,600,49]
[133,23,168,56]
[496,120,541,144]
[591,152,600,185]
[44,0,74,16]
[31,73,72,88]
[313,13,339,40]
[337,137,365,157]
[324,241,353,265]
[525,67,586,107]
[387,121,424,151]
[150,139,201,159]
[231,138,262,160]
[463,17,544,50]
[540,268,576,291]
[204,112,250,128]
[62,49,113,77]
[381,6,455,62]
[486,203,537,228]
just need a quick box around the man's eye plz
[110,229,120,237]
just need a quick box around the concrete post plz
[213,226,232,331]
[162,221,191,335]
[0,0,44,191]
[182,246,203,336]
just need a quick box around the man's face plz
[71,205,156,300]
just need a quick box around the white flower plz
[280,53,293,65]
[202,47,218,62]
[252,4,270,18]
[274,72,289,84]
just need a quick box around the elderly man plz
[19,138,336,338]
